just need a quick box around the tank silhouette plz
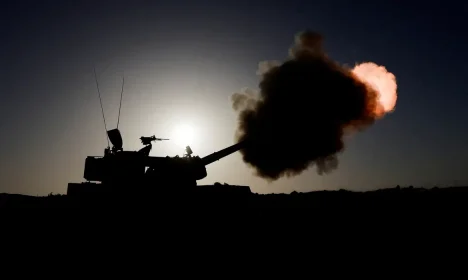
[67,71,250,198]
[67,128,247,196]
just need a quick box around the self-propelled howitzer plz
[67,128,246,195]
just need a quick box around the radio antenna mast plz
[93,66,110,148]
[117,74,124,129]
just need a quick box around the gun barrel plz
[202,140,246,166]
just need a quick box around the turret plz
[201,140,246,166]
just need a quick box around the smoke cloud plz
[231,30,397,181]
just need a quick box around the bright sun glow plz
[173,124,194,148]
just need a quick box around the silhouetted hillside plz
[2,184,468,217]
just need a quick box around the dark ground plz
[2,184,468,215]
[3,184,468,245]
[2,184,466,269]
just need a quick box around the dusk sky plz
[2,0,468,195]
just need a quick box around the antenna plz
[93,66,110,148]
[117,74,124,129]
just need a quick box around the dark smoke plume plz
[231,30,385,181]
